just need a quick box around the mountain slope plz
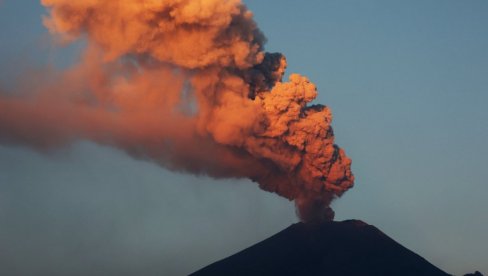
[191,220,450,276]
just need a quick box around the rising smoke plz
[0,0,353,222]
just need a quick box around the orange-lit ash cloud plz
[0,0,354,222]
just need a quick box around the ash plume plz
[0,0,354,222]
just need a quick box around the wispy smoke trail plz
[0,0,354,222]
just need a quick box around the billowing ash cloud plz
[0,0,354,222]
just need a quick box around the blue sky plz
[1,1,487,275]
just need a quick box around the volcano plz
[190,220,451,276]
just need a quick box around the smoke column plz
[0,0,354,222]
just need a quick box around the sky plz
[0,1,487,275]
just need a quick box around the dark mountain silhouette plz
[190,220,452,276]
[464,272,484,276]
